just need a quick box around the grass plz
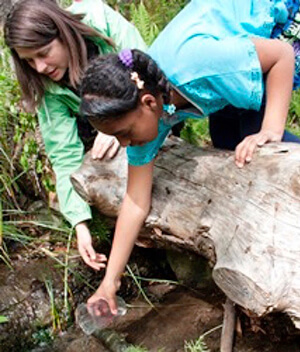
[40,247,97,291]
[0,316,9,324]
[63,228,73,319]
[184,324,223,352]
[45,279,62,332]
[125,347,149,352]
[126,264,155,308]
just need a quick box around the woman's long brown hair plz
[4,0,114,111]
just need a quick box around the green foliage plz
[0,315,9,324]
[126,264,155,308]
[89,210,111,243]
[45,279,62,332]
[184,325,222,352]
[0,38,23,206]
[125,347,165,352]
[107,0,188,45]
[180,118,211,147]
[125,347,149,352]
[287,89,300,137]
[58,0,73,8]
[0,35,56,268]
[140,0,188,32]
[184,337,210,352]
[0,200,2,245]
[0,35,55,210]
[129,1,160,45]
[32,327,54,346]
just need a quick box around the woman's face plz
[15,38,69,81]
[89,95,162,147]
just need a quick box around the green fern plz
[145,0,188,31]
[109,0,188,45]
[129,1,159,45]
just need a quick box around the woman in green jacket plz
[4,0,147,270]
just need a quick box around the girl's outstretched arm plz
[87,160,155,313]
[235,38,294,168]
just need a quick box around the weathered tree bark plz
[71,137,300,329]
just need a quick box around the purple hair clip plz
[118,49,134,68]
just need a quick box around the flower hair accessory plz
[130,72,145,90]
[118,48,134,68]
[118,49,145,90]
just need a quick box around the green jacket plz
[38,0,147,227]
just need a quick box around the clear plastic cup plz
[75,296,127,335]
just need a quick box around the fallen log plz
[71,137,300,329]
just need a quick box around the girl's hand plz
[235,129,282,168]
[87,278,121,315]
[75,222,107,271]
[91,131,120,160]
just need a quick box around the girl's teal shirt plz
[127,0,292,166]
[37,0,147,227]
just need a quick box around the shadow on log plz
[71,137,300,329]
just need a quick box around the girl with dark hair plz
[80,0,300,312]
[4,0,146,270]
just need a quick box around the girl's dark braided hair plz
[80,49,171,123]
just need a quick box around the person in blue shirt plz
[80,0,299,313]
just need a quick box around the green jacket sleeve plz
[38,93,92,227]
[69,0,147,52]
[37,0,147,227]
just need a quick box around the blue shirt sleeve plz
[174,37,264,116]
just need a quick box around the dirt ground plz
[3,243,299,352]
[35,285,300,352]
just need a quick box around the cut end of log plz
[213,267,273,317]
